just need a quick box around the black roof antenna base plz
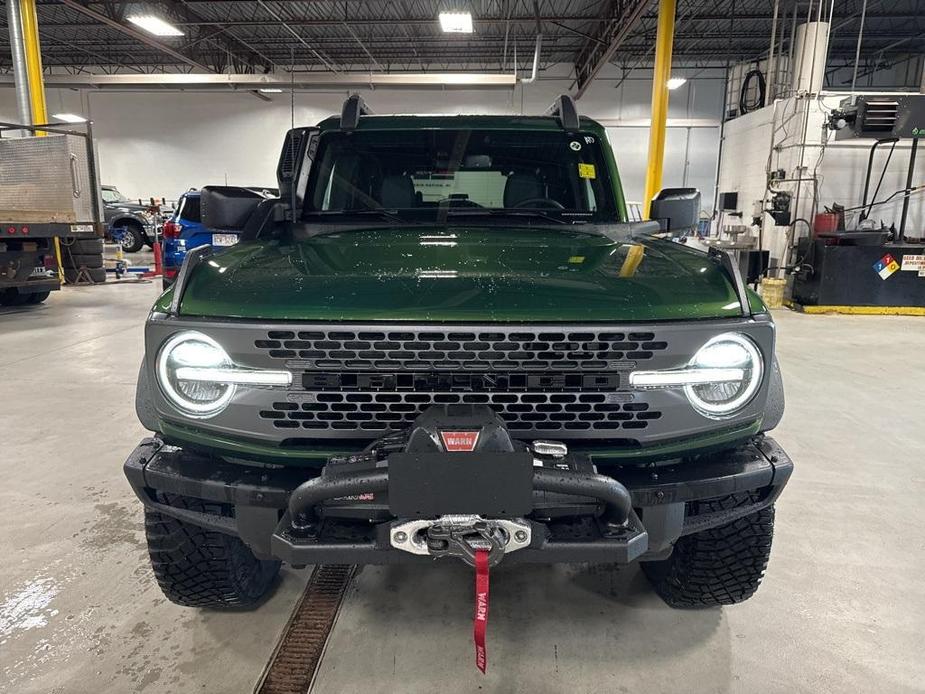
[341,94,373,130]
[546,94,581,131]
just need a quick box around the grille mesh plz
[259,392,661,434]
[252,326,669,439]
[255,329,668,371]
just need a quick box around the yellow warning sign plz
[578,163,596,179]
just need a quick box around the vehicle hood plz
[168,226,758,322]
[106,201,149,214]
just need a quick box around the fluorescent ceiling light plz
[258,88,283,93]
[439,12,473,33]
[52,113,87,123]
[667,77,687,90]
[127,14,184,37]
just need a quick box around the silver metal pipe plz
[5,0,33,133]
[850,0,868,95]
[519,3,543,85]
[765,0,780,105]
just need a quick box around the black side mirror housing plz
[277,126,320,215]
[200,186,269,232]
[649,188,701,232]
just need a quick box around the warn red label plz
[440,430,480,452]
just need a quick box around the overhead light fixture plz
[127,14,184,37]
[52,113,87,123]
[439,11,473,33]
[258,88,283,93]
[667,77,687,90]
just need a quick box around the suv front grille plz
[259,392,662,434]
[248,325,672,440]
[255,329,668,371]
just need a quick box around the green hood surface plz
[168,227,762,322]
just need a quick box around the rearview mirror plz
[200,186,270,232]
[649,188,700,233]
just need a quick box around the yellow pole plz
[642,0,677,218]
[20,0,47,127]
[20,0,65,282]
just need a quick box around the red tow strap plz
[473,549,490,673]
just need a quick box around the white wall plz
[717,92,925,271]
[0,64,724,208]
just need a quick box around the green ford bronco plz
[126,95,791,610]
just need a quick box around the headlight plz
[684,333,763,417]
[629,332,763,419]
[156,331,236,416]
[155,331,293,418]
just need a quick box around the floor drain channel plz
[255,564,356,694]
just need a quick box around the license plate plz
[212,233,238,247]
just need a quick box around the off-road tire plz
[642,492,774,608]
[118,222,146,253]
[64,267,107,284]
[61,237,103,254]
[0,289,31,306]
[144,493,280,608]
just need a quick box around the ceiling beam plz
[56,0,213,72]
[573,0,655,99]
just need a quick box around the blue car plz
[162,191,241,287]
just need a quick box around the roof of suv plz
[316,114,607,135]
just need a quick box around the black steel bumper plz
[124,435,793,566]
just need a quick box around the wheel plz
[61,237,103,254]
[64,267,107,284]
[0,289,31,306]
[118,223,146,253]
[642,492,774,608]
[27,291,50,304]
[63,253,104,270]
[144,493,280,608]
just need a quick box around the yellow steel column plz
[20,0,65,282]
[20,0,48,127]
[642,0,677,218]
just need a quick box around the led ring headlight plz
[630,332,763,419]
[156,331,292,418]
[156,331,236,416]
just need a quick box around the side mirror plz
[277,126,320,216]
[649,188,701,232]
[200,186,269,231]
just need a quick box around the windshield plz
[102,188,128,204]
[303,129,618,224]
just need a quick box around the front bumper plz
[124,434,793,566]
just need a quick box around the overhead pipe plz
[519,0,543,84]
[4,0,33,133]
[765,0,780,105]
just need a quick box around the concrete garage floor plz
[1,282,923,694]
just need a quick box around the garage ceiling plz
[1,1,923,89]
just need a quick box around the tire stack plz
[59,237,107,284]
